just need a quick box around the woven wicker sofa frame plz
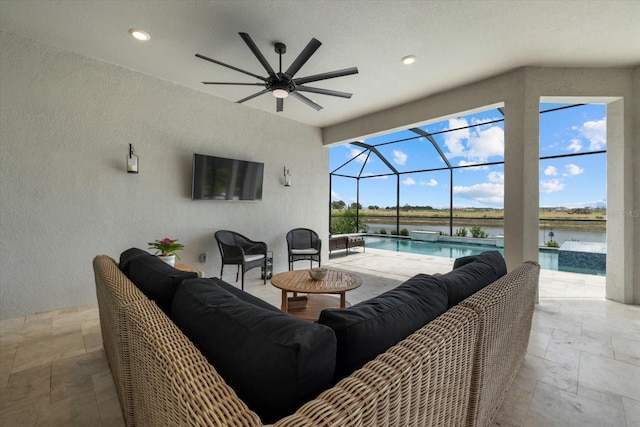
[93,255,539,427]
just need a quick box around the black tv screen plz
[192,153,264,201]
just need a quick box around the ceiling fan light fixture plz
[272,88,289,98]
[402,55,416,65]
[129,28,150,41]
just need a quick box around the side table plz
[175,263,204,278]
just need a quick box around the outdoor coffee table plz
[271,269,362,321]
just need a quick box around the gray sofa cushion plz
[171,278,337,424]
[205,276,280,313]
[318,273,448,381]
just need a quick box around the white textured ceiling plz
[1,0,639,128]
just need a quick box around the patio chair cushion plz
[319,273,448,380]
[291,248,319,254]
[440,250,507,308]
[125,252,198,315]
[243,253,265,263]
[171,278,337,424]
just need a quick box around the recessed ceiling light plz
[128,28,150,41]
[402,55,417,65]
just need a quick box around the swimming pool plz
[363,236,605,276]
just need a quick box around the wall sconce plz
[283,167,291,187]
[127,144,139,174]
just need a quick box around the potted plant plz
[148,238,185,267]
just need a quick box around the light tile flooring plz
[1,248,638,426]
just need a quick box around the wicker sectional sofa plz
[93,250,539,427]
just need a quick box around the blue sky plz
[329,103,606,209]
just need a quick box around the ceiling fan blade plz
[284,38,322,79]
[276,97,284,112]
[297,85,353,99]
[290,91,323,111]
[196,53,266,81]
[294,67,359,85]
[202,82,265,86]
[236,89,270,104]
[239,32,276,78]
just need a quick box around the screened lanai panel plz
[452,164,505,209]
[330,144,370,177]
[539,153,606,208]
[539,103,606,157]
[374,138,447,173]
[398,170,451,208]
[330,143,399,178]
[415,108,505,168]
[359,174,398,209]
[330,175,358,206]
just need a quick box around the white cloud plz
[402,177,416,185]
[453,182,504,205]
[544,165,558,176]
[420,179,438,187]
[487,171,504,184]
[348,147,368,163]
[567,138,582,153]
[443,117,504,165]
[565,163,584,176]
[444,117,469,157]
[331,190,342,201]
[540,179,564,193]
[467,126,504,162]
[581,118,606,150]
[392,149,408,165]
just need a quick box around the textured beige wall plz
[0,31,328,319]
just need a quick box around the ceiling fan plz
[196,32,358,112]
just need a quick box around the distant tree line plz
[331,201,438,211]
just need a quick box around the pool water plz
[363,236,605,276]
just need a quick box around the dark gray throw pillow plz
[453,250,507,276]
[118,247,150,276]
[171,278,337,424]
[441,250,507,307]
[126,254,197,315]
[318,273,448,381]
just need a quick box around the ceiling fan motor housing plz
[267,75,296,94]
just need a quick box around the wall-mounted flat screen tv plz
[192,153,264,201]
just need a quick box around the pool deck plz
[326,247,606,300]
[244,246,607,314]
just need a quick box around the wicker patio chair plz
[214,230,267,290]
[286,228,321,270]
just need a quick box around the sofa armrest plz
[461,261,540,427]
[93,255,148,427]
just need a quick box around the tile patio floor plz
[1,248,638,426]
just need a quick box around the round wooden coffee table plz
[271,269,362,321]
